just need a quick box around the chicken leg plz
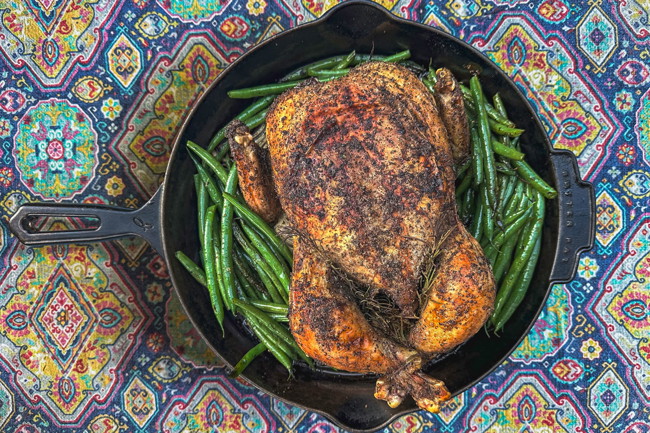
[289,238,451,411]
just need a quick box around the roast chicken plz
[228,61,495,412]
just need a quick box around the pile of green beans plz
[175,49,557,376]
[456,75,557,332]
[175,139,309,377]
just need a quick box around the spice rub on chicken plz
[228,61,495,412]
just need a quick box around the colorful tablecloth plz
[0,0,648,432]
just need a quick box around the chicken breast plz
[267,61,457,316]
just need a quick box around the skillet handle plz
[8,187,164,255]
[548,151,595,282]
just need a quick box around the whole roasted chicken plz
[228,61,495,412]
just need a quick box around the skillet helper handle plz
[548,151,595,282]
[9,188,164,255]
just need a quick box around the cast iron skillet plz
[9,2,594,431]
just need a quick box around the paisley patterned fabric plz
[0,0,648,432]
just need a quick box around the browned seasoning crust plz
[227,120,282,223]
[408,223,495,354]
[433,67,470,166]
[267,62,457,317]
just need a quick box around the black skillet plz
[9,2,594,431]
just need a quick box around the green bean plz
[308,68,349,79]
[496,162,517,176]
[498,174,516,213]
[250,300,289,315]
[456,159,471,179]
[175,251,207,287]
[246,312,295,352]
[480,185,495,242]
[244,313,293,373]
[482,207,533,263]
[470,76,498,208]
[195,174,207,243]
[421,77,436,94]
[501,181,529,223]
[513,160,558,199]
[460,187,475,222]
[235,264,259,300]
[270,314,289,323]
[491,230,519,284]
[233,225,285,303]
[234,301,294,346]
[493,235,541,331]
[426,67,437,84]
[513,186,539,253]
[242,224,290,291]
[187,140,229,185]
[228,81,302,99]
[237,228,289,303]
[489,106,514,127]
[503,181,526,218]
[223,192,293,262]
[192,155,224,210]
[235,300,312,366]
[245,108,268,129]
[502,206,532,227]
[233,274,248,301]
[382,49,411,63]
[455,171,473,199]
[207,95,275,152]
[489,119,524,137]
[491,191,544,320]
[492,93,508,119]
[460,84,513,126]
[230,342,266,378]
[351,53,388,64]
[240,247,275,300]
[470,194,484,241]
[202,205,224,330]
[234,249,268,298]
[282,54,351,81]
[250,313,303,366]
[470,125,483,187]
[220,165,238,311]
[463,94,476,113]
[255,224,292,273]
[492,140,524,160]
[334,50,356,70]
[211,217,231,313]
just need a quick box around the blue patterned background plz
[0,0,649,432]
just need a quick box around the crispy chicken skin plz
[409,223,495,354]
[227,120,282,223]
[433,67,470,166]
[267,61,456,316]
[232,61,495,411]
[289,239,419,374]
